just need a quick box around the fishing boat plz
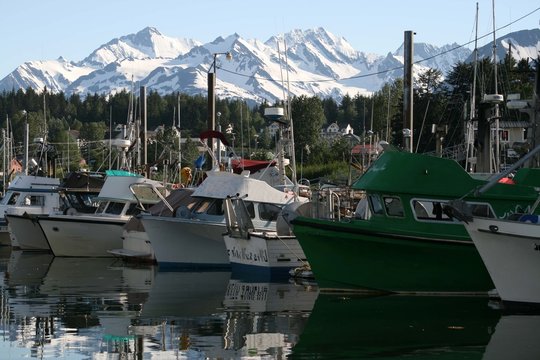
[0,174,60,246]
[223,196,308,278]
[140,170,300,269]
[6,171,105,250]
[290,147,540,293]
[38,171,165,257]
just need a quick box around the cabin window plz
[244,201,255,218]
[470,203,495,218]
[411,199,454,221]
[126,203,141,216]
[355,197,371,220]
[7,192,20,205]
[105,202,125,215]
[206,199,224,215]
[368,194,384,215]
[23,195,45,206]
[192,199,212,214]
[383,196,404,217]
[96,202,108,214]
[258,203,281,221]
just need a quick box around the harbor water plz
[0,247,538,359]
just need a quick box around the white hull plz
[141,216,229,268]
[6,214,50,250]
[109,230,155,262]
[223,232,307,270]
[39,215,127,257]
[465,217,540,304]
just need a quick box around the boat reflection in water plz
[3,250,540,359]
[0,250,316,358]
[290,292,540,359]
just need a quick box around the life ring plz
[63,207,78,216]
[519,214,539,223]
[173,205,190,218]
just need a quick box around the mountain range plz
[1,27,539,103]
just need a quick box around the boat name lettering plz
[227,246,268,263]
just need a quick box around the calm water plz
[0,247,538,359]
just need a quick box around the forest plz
[0,54,536,184]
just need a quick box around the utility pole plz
[403,30,414,152]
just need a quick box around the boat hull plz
[40,215,126,257]
[109,230,156,263]
[464,217,540,304]
[292,217,494,293]
[6,214,50,250]
[141,216,230,269]
[224,232,307,278]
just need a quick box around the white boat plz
[464,216,540,305]
[39,172,165,257]
[6,171,105,250]
[140,170,300,269]
[223,196,308,278]
[0,174,60,246]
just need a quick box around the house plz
[320,123,355,141]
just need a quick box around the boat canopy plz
[97,175,164,203]
[192,171,296,205]
[353,151,540,199]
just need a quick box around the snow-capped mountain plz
[1,27,538,103]
[473,28,540,62]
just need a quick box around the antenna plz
[178,93,182,170]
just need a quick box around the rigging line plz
[217,7,540,85]
[218,64,403,83]
[415,6,540,66]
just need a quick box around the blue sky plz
[2,0,539,79]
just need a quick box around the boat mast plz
[492,0,500,172]
[465,3,479,173]
[177,93,182,181]
[2,117,6,194]
[283,40,298,193]
[42,90,48,175]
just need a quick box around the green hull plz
[290,293,500,359]
[293,217,494,292]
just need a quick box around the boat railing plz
[422,143,467,161]
[309,187,366,221]
[311,188,341,221]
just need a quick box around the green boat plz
[291,149,540,293]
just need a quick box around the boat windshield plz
[4,192,20,205]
